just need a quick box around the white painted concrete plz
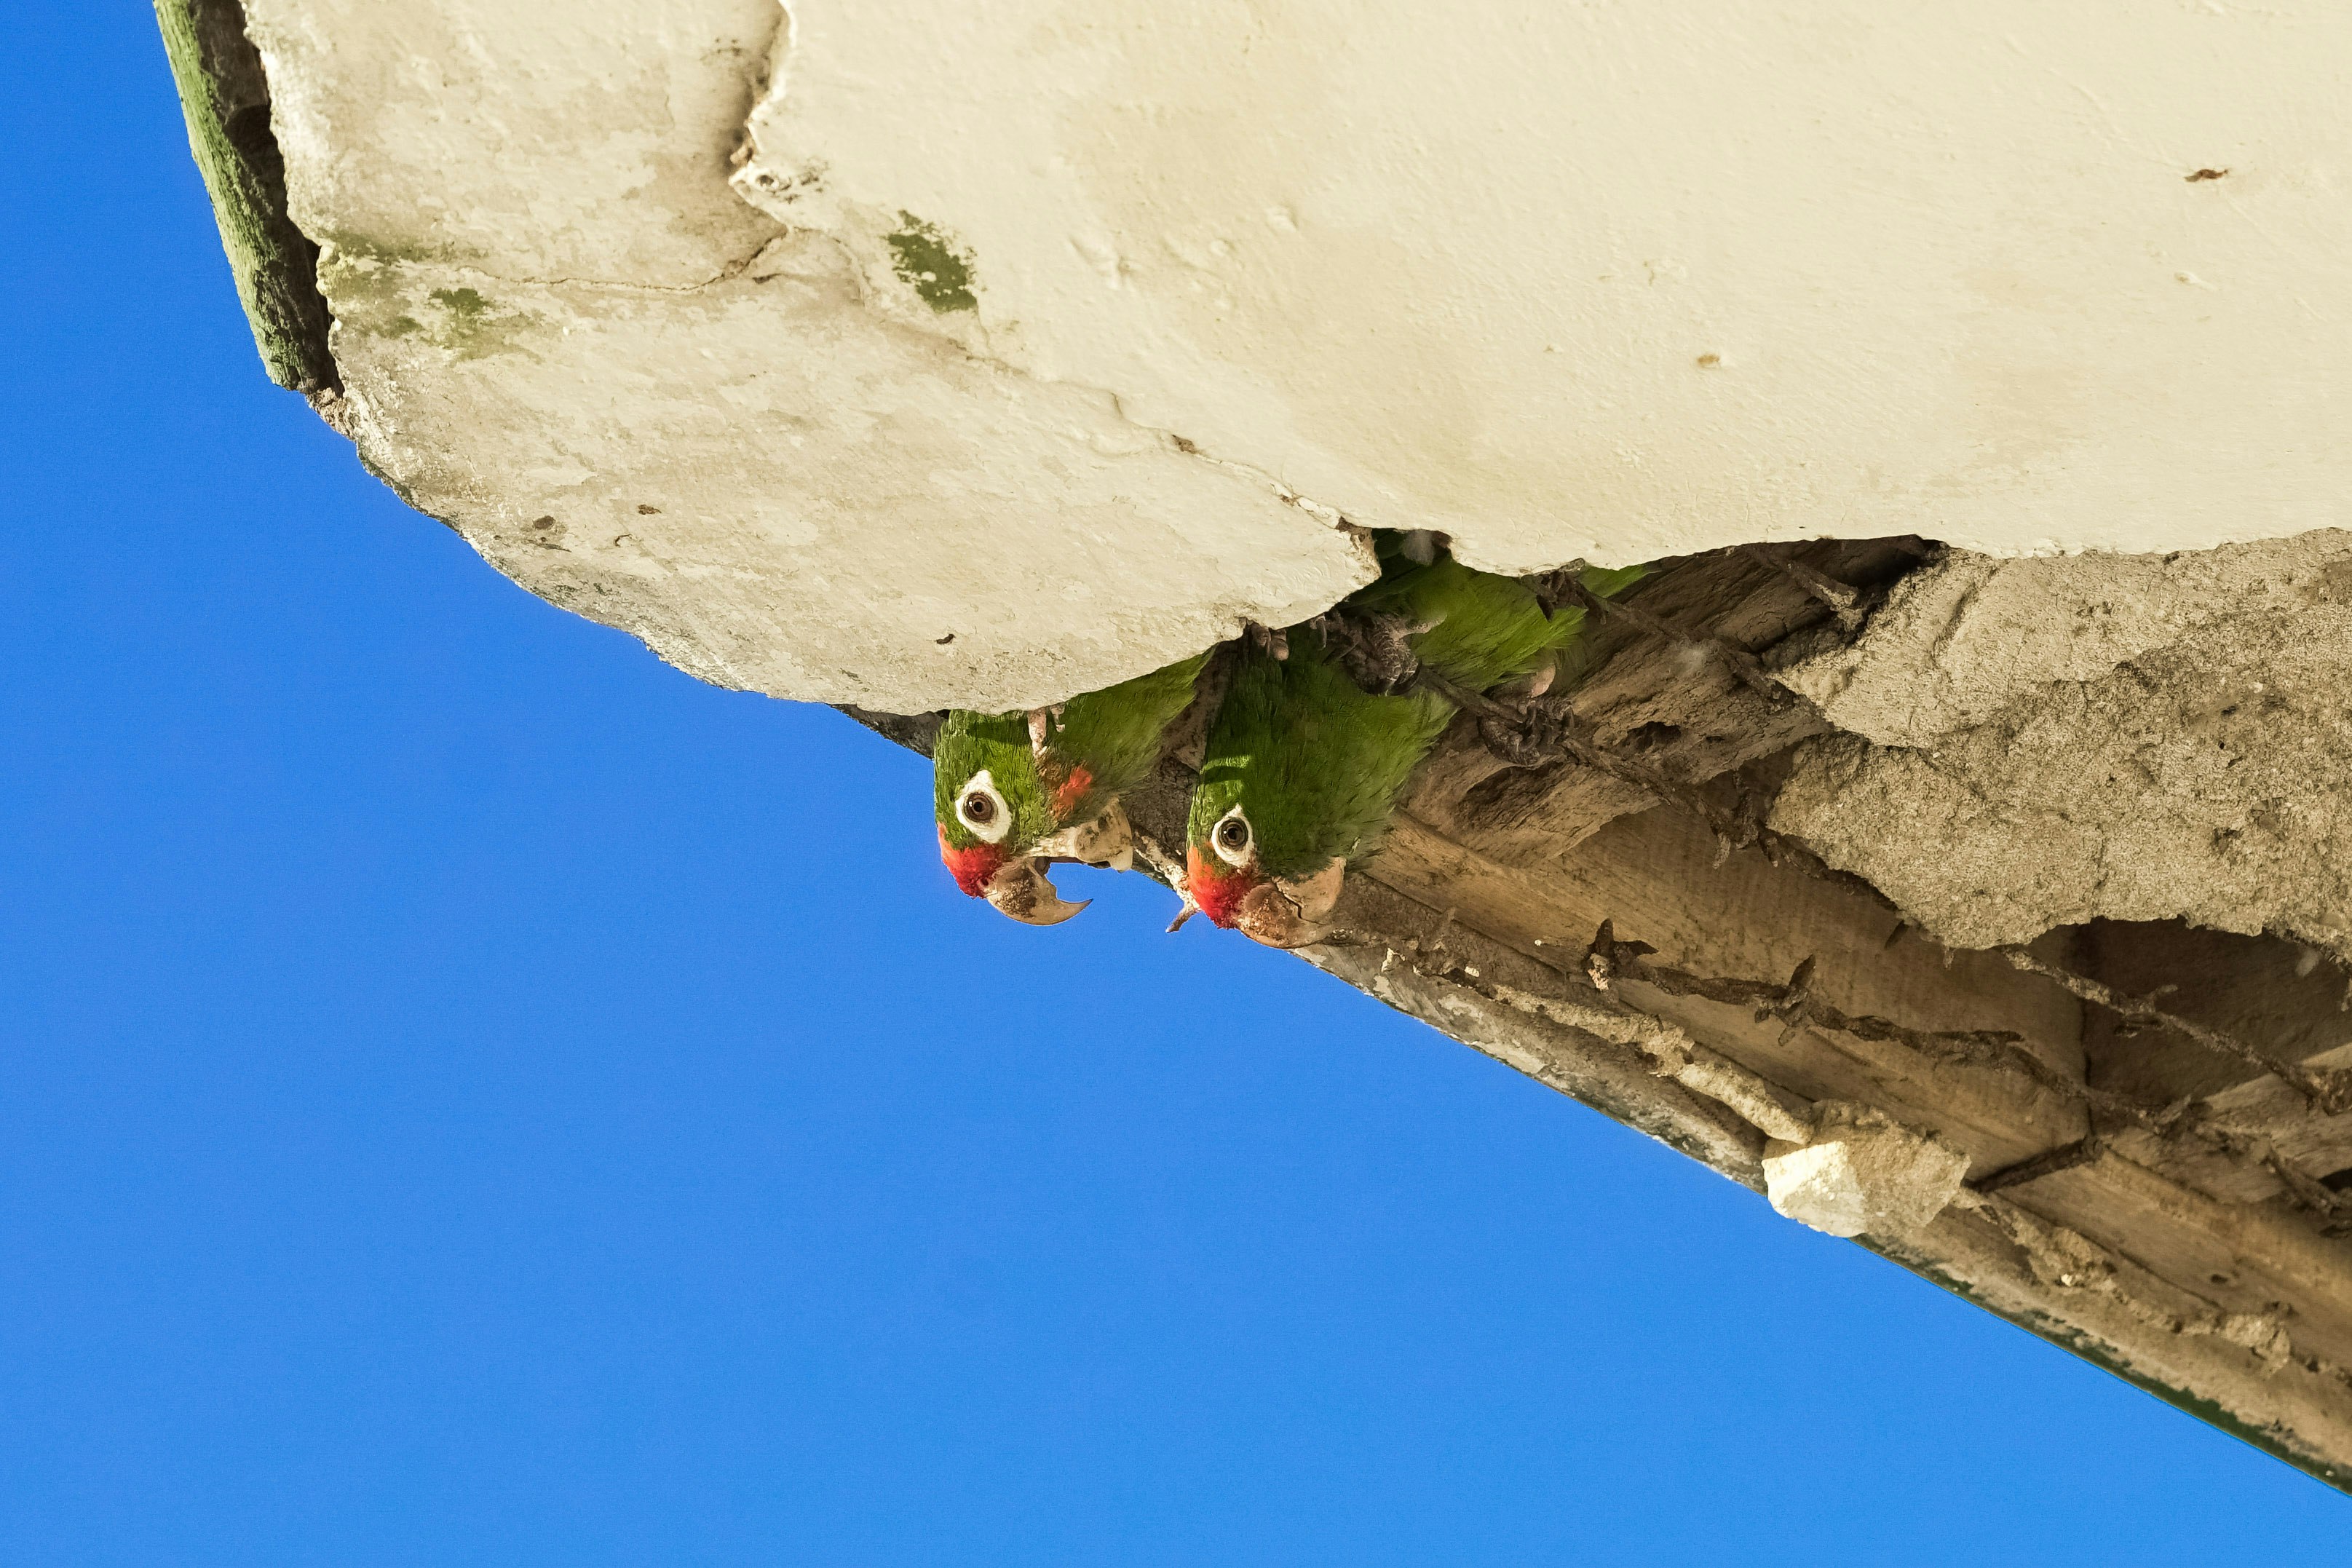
[737,0,2352,576]
[248,0,2352,708]
[243,0,1368,712]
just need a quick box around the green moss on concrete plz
[154,0,338,393]
[421,287,528,357]
[885,214,977,314]
[312,256,530,361]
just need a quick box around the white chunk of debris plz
[1762,1104,1970,1240]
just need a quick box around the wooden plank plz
[1369,811,2088,1169]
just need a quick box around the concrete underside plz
[166,0,2352,1489]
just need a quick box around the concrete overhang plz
[210,0,2352,712]
[160,0,2352,1489]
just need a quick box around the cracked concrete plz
[1773,532,2352,961]
[209,0,2352,1052]
[726,0,2352,577]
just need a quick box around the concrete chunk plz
[1763,1106,1971,1240]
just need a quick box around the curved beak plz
[983,856,1090,926]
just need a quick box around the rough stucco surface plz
[239,0,1368,712]
[242,0,2352,710]
[1771,532,2352,961]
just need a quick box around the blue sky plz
[0,10,2343,1563]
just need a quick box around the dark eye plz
[1208,807,1254,868]
[951,770,1013,844]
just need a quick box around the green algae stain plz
[884,213,977,313]
[154,0,338,392]
[422,286,529,360]
[429,286,490,318]
[312,252,527,359]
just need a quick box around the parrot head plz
[1176,772,1347,949]
[934,709,1131,925]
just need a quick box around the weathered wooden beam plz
[844,539,2352,1490]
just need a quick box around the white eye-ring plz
[956,769,1014,844]
[1211,804,1254,868]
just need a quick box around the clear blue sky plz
[1,11,2343,1563]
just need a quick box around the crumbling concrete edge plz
[1869,1216,2352,1495]
[154,0,338,397]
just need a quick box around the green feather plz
[935,652,1205,854]
[1188,551,1647,882]
[1355,555,1647,692]
[1046,652,1207,803]
[933,709,1059,854]
[1187,641,1452,882]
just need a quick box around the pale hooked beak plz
[1032,800,1135,874]
[983,856,1090,926]
[1230,860,1347,949]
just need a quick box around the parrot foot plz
[1307,606,1431,695]
[1242,622,1290,661]
[1413,667,1567,768]
[1033,799,1135,872]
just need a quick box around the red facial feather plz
[1049,764,1095,822]
[1186,843,1257,927]
[939,825,1007,898]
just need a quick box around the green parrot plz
[935,652,1206,924]
[1179,549,1643,947]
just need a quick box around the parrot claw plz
[1227,861,1347,949]
[982,857,1090,926]
[1278,860,1347,923]
[1244,622,1291,662]
[1033,800,1134,871]
[1165,876,1201,933]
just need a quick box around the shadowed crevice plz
[154,0,338,395]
